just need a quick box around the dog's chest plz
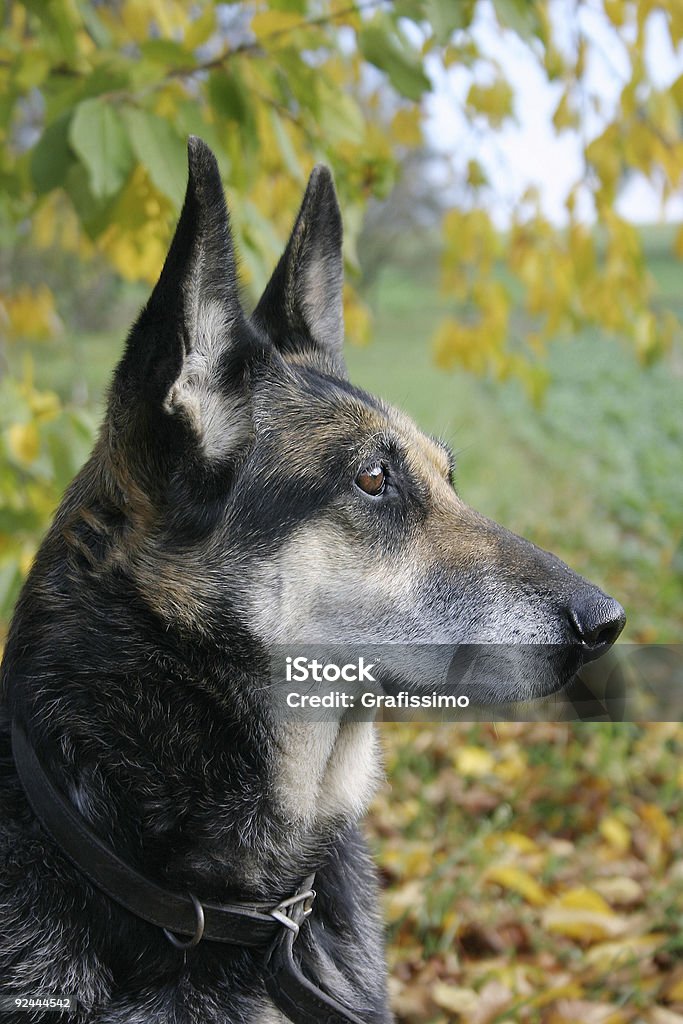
[272,721,380,826]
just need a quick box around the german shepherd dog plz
[0,138,625,1023]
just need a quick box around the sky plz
[423,0,683,226]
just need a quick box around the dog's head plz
[79,139,625,702]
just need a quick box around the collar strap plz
[265,918,368,1024]
[11,721,300,946]
[11,722,368,1024]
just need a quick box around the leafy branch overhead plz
[1,0,683,381]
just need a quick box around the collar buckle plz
[269,885,316,936]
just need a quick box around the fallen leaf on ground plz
[483,865,548,906]
[431,983,478,1014]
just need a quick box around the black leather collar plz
[11,721,368,1024]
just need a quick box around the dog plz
[0,137,625,1023]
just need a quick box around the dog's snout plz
[567,593,626,658]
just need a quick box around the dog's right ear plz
[114,137,254,462]
[251,165,344,371]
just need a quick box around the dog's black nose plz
[567,594,626,658]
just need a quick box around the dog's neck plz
[6,609,379,904]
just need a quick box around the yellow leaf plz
[599,815,631,853]
[403,842,435,877]
[98,167,172,284]
[528,981,584,1008]
[15,49,51,90]
[391,108,422,147]
[101,229,167,283]
[19,545,36,577]
[592,876,643,906]
[499,830,538,854]
[585,933,666,972]
[1,285,61,340]
[120,0,154,40]
[150,0,188,37]
[484,865,548,906]
[29,389,61,422]
[185,6,216,49]
[455,745,494,777]
[467,78,514,126]
[547,1001,629,1024]
[557,887,613,914]
[7,423,40,465]
[383,879,422,923]
[543,889,636,945]
[543,907,628,943]
[433,317,488,374]
[251,10,302,44]
[553,90,578,132]
[431,983,478,1015]
[603,0,625,27]
[466,159,487,187]
[640,803,673,843]
[343,285,372,346]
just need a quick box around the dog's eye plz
[355,463,385,496]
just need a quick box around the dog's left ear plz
[116,137,254,461]
[251,165,344,367]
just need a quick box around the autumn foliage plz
[371,722,683,1023]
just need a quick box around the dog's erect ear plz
[117,137,252,459]
[251,165,344,366]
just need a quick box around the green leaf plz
[492,0,542,40]
[73,0,112,48]
[268,0,307,11]
[359,21,431,102]
[69,98,133,200]
[121,108,187,207]
[64,162,116,238]
[41,63,132,122]
[425,0,476,43]
[140,39,194,68]
[208,71,251,125]
[271,111,303,180]
[316,81,365,145]
[31,112,74,195]
[275,52,321,118]
[393,0,427,19]
[22,0,80,62]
